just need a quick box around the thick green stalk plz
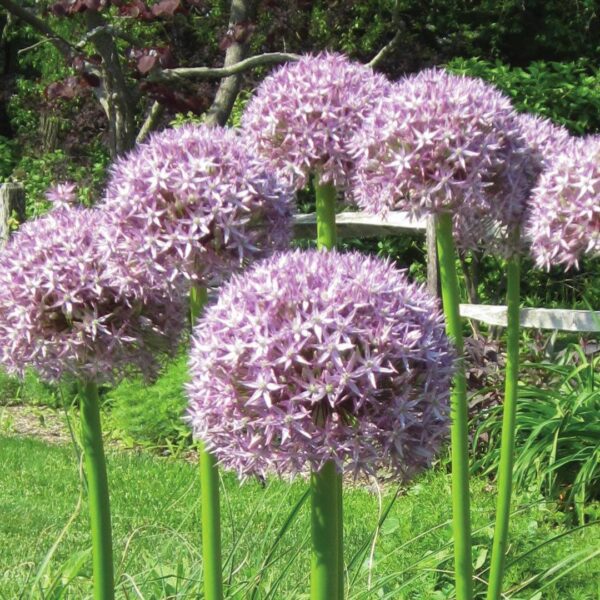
[315,178,337,250]
[435,213,473,600]
[191,284,223,600]
[313,176,343,599]
[336,471,344,598]
[189,283,208,323]
[487,245,521,600]
[79,380,114,600]
[310,460,340,600]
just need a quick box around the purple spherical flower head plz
[45,181,78,209]
[187,250,454,480]
[350,68,533,253]
[516,114,571,168]
[241,52,392,191]
[0,207,185,383]
[527,135,600,269]
[101,123,294,288]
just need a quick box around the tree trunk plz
[205,0,258,127]
[85,12,136,157]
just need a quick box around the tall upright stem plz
[312,177,342,600]
[315,177,337,251]
[79,380,114,600]
[191,284,224,600]
[310,460,340,600]
[435,213,473,600]
[487,243,521,600]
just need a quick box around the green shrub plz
[106,355,192,451]
[447,57,600,134]
[10,147,109,218]
[0,368,67,408]
[472,344,600,522]
[0,136,17,181]
[0,369,21,403]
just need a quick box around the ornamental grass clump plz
[187,249,454,599]
[0,204,185,600]
[527,135,600,270]
[241,52,391,192]
[350,68,536,600]
[101,123,294,289]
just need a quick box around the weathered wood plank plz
[0,183,26,247]
[459,304,600,332]
[293,210,426,239]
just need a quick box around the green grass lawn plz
[1,435,598,599]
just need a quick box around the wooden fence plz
[293,211,600,333]
[0,183,25,247]
[1,183,597,332]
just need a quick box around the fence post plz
[426,215,439,297]
[0,182,26,247]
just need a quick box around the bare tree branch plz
[368,29,402,68]
[151,51,299,83]
[136,101,164,144]
[204,0,258,127]
[368,0,405,69]
[0,0,74,59]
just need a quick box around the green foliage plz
[448,57,600,134]
[1,436,599,598]
[10,147,109,218]
[169,111,205,128]
[0,368,65,408]
[0,135,17,181]
[473,344,600,522]
[106,355,192,451]
[6,79,44,138]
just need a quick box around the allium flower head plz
[45,182,78,209]
[101,123,294,287]
[0,207,185,383]
[527,136,600,269]
[516,114,571,167]
[187,250,454,480]
[350,68,533,252]
[241,52,392,191]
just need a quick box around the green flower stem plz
[487,242,521,600]
[313,176,343,599]
[310,460,340,600]
[189,283,208,323]
[315,177,337,251]
[435,213,473,600]
[79,380,114,600]
[336,470,344,598]
[191,283,224,600]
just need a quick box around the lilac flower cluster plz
[45,181,78,209]
[241,52,391,191]
[187,250,454,479]
[516,114,571,167]
[0,207,185,383]
[101,123,294,288]
[350,68,533,252]
[527,136,600,269]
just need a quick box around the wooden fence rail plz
[293,211,600,333]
